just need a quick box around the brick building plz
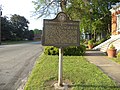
[110,2,120,35]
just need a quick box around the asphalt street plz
[0,42,43,90]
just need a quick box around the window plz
[117,14,120,32]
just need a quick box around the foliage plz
[32,0,70,17]
[66,0,119,40]
[32,0,61,18]
[24,54,118,90]
[111,52,120,64]
[109,44,115,50]
[10,14,29,40]
[88,40,93,45]
[32,0,120,41]
[64,45,86,56]
[44,45,86,56]
[44,46,59,55]
[33,28,42,35]
[28,30,34,40]
[117,52,120,59]
[1,16,14,41]
[94,38,107,47]
[1,14,34,41]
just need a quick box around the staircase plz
[93,35,120,52]
[112,39,120,52]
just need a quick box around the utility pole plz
[0,5,2,45]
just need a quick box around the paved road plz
[0,42,43,90]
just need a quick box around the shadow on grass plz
[40,84,120,90]
[69,84,120,89]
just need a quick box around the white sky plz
[1,0,44,30]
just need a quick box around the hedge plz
[44,45,86,56]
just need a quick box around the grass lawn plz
[113,52,120,64]
[111,58,120,64]
[1,40,33,45]
[24,54,120,90]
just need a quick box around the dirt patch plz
[43,79,73,90]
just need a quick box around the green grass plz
[111,58,120,64]
[24,54,120,90]
[1,40,33,45]
[109,53,120,64]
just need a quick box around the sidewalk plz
[84,50,120,86]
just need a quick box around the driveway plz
[0,42,43,90]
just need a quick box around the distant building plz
[34,34,42,41]
[34,30,42,41]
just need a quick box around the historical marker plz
[42,12,80,88]
[42,12,80,47]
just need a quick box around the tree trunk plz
[60,0,67,12]
[94,30,96,42]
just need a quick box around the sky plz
[1,0,44,30]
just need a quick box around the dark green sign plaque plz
[42,12,80,47]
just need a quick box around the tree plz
[33,28,42,34]
[32,0,120,41]
[10,14,29,40]
[33,28,42,40]
[27,30,34,40]
[1,16,14,41]
[1,14,33,41]
[66,0,120,40]
[32,0,68,18]
[0,5,2,44]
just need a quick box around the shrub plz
[64,45,86,56]
[44,46,59,55]
[94,38,106,47]
[88,40,93,45]
[109,44,115,49]
[117,52,120,59]
[44,45,86,56]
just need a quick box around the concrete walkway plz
[84,50,120,86]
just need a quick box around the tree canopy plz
[32,0,120,41]
[32,0,69,17]
[66,0,120,39]
[1,14,34,41]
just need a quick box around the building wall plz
[110,3,120,35]
[111,10,120,35]
[34,34,42,41]
[111,13,117,35]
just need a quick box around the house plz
[110,3,120,35]
[34,33,42,41]
[93,2,120,52]
[34,30,42,41]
